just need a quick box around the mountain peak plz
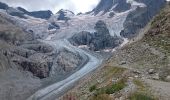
[0,2,8,10]
[91,0,131,15]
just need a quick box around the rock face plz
[17,7,53,19]
[91,0,131,15]
[56,9,74,21]
[48,22,60,30]
[0,3,53,19]
[113,0,131,12]
[0,2,8,10]
[120,0,166,38]
[7,7,27,19]
[28,10,53,19]
[50,49,82,75]
[70,20,123,51]
[21,43,54,53]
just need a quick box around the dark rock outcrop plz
[71,31,93,45]
[12,53,53,78]
[18,7,53,19]
[92,0,113,15]
[0,2,8,10]
[120,0,166,38]
[0,2,53,19]
[7,7,27,19]
[70,20,123,51]
[113,0,131,12]
[48,22,60,30]
[17,7,53,19]
[56,9,74,21]
[21,43,53,53]
[28,10,53,19]
[91,0,131,15]
[50,49,82,75]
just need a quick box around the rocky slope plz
[62,3,170,100]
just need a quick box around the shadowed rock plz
[70,20,123,51]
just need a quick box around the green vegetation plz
[89,84,97,92]
[129,93,155,100]
[104,66,126,79]
[90,78,127,100]
[105,79,126,94]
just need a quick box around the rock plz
[7,7,27,19]
[120,0,166,38]
[56,9,74,21]
[133,70,141,74]
[48,22,60,30]
[120,61,126,65]
[29,10,53,19]
[165,76,170,82]
[112,78,118,84]
[50,49,82,75]
[148,69,155,74]
[10,47,35,58]
[135,75,139,78]
[91,0,131,15]
[113,0,131,12]
[0,2,9,10]
[12,53,53,78]
[70,31,93,45]
[1,2,53,19]
[108,12,115,18]
[91,0,113,15]
[152,73,160,80]
[21,43,53,53]
[17,7,53,19]
[70,20,123,51]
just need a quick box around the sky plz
[0,0,100,14]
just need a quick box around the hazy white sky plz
[0,0,100,14]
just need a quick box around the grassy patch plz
[105,79,126,94]
[103,66,126,79]
[92,78,127,97]
[89,84,97,92]
[129,92,155,100]
[90,94,111,100]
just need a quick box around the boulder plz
[152,73,160,80]
[165,75,170,82]
[148,69,155,74]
